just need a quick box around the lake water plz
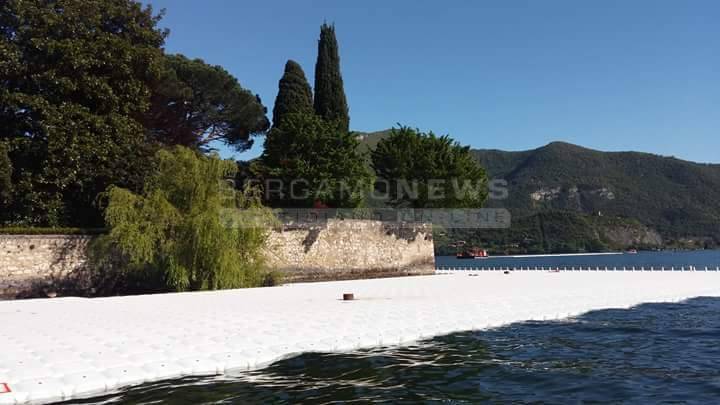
[436,250,720,269]
[61,296,720,404]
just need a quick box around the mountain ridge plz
[357,131,720,252]
[472,141,720,251]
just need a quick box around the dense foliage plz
[0,1,270,227]
[313,23,349,131]
[371,127,488,208]
[0,143,12,213]
[97,147,276,292]
[272,60,313,128]
[145,54,270,152]
[0,0,166,226]
[257,113,373,208]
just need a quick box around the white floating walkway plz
[2,271,720,404]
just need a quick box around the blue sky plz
[144,0,719,163]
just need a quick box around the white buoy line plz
[1,271,720,404]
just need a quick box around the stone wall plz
[0,235,93,299]
[265,220,435,282]
[0,220,434,299]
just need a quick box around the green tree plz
[145,54,270,152]
[0,143,12,212]
[371,127,488,208]
[0,0,166,226]
[272,60,313,128]
[257,113,372,208]
[313,23,349,131]
[99,146,276,291]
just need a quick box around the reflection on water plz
[61,297,720,404]
[436,250,720,269]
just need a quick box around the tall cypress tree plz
[272,60,313,127]
[313,23,349,131]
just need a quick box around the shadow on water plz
[60,297,720,404]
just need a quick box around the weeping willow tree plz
[98,146,276,292]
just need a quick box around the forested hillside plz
[472,142,720,247]
[359,133,720,253]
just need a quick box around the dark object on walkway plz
[504,270,510,275]
[343,293,354,301]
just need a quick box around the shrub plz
[371,126,488,208]
[95,146,277,292]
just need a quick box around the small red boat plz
[457,247,489,259]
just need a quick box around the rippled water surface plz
[61,297,720,404]
[436,250,720,269]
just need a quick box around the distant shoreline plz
[484,252,624,259]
